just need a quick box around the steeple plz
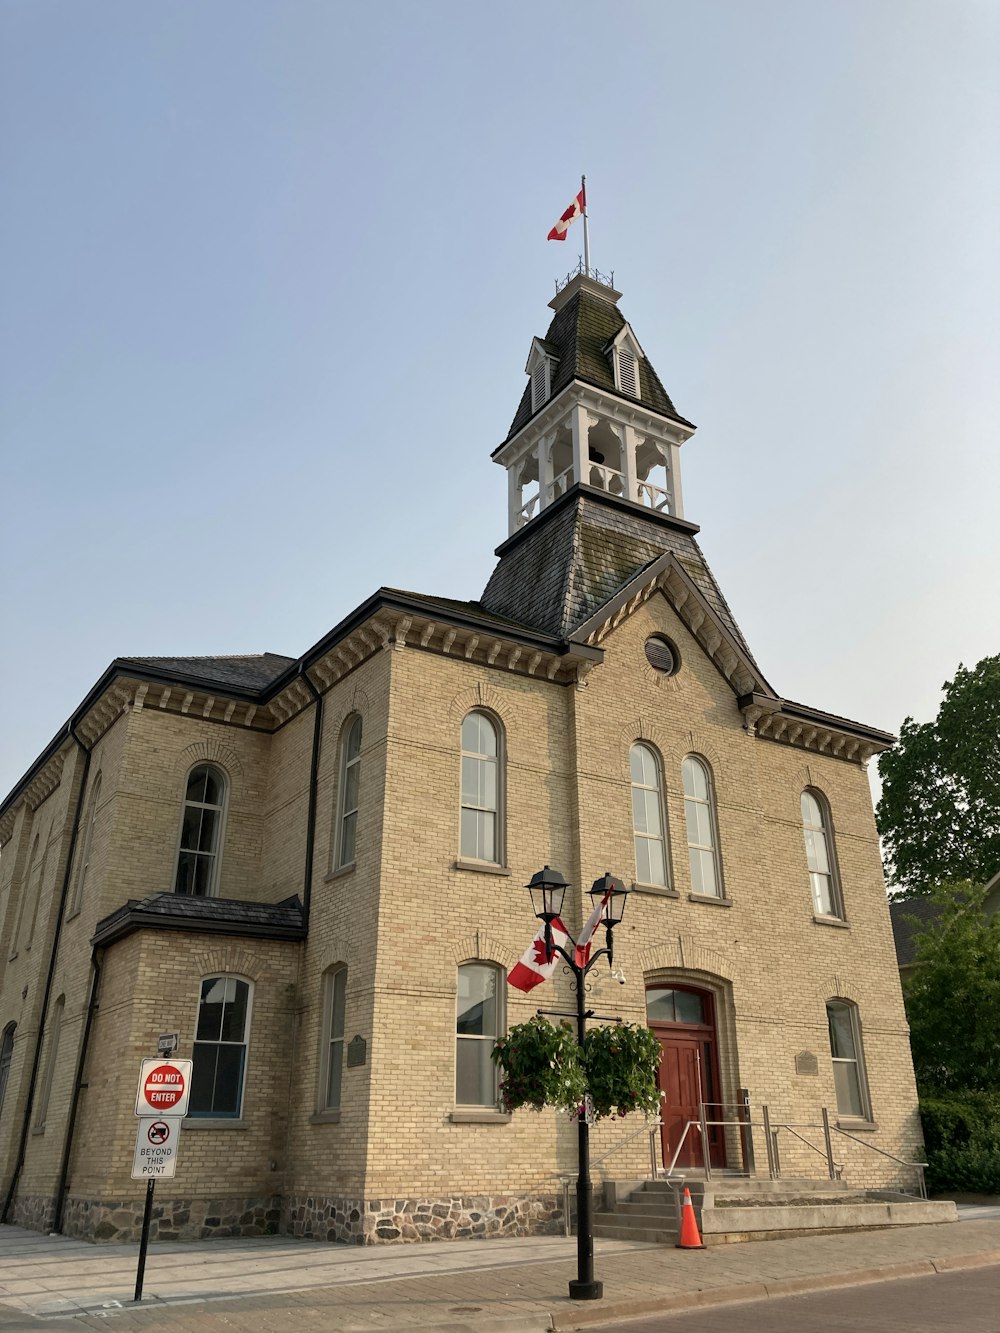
[493,270,696,536]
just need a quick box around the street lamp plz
[526,866,629,1302]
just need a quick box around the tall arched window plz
[682,756,723,898]
[0,1023,15,1123]
[319,965,347,1113]
[460,712,502,864]
[69,773,102,916]
[630,743,669,888]
[190,976,252,1118]
[335,717,363,870]
[14,834,44,953]
[801,790,843,918]
[456,962,503,1105]
[174,765,227,896]
[826,999,871,1120]
[33,997,63,1131]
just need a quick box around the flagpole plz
[581,174,590,277]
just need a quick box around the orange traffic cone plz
[675,1186,705,1249]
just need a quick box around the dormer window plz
[608,323,644,400]
[531,359,550,412]
[525,339,557,414]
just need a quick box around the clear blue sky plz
[2,0,998,807]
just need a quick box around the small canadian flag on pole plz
[508,917,572,993]
[547,181,586,242]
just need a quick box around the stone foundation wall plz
[283,1193,564,1244]
[60,1194,282,1242]
[12,1194,57,1234]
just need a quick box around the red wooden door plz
[648,985,726,1171]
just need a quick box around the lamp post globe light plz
[524,866,629,1302]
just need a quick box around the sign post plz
[131,1058,192,1302]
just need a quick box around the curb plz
[547,1249,1000,1330]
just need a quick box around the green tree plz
[876,654,1000,896]
[903,881,1000,1093]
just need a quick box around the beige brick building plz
[0,272,919,1245]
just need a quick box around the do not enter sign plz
[134,1058,193,1118]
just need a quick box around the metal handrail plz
[830,1125,928,1199]
[590,1117,661,1171]
[774,1124,843,1178]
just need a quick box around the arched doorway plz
[646,985,725,1170]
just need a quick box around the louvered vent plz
[531,361,548,412]
[618,351,637,397]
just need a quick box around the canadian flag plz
[547,185,586,241]
[508,917,571,992]
[573,887,614,969]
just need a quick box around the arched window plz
[14,834,44,953]
[69,773,102,916]
[33,997,63,1131]
[826,999,871,1120]
[456,962,503,1105]
[630,743,669,888]
[335,717,363,870]
[460,712,502,864]
[682,756,723,898]
[174,765,227,897]
[801,790,843,918]
[0,1023,15,1123]
[319,966,347,1113]
[190,976,252,1118]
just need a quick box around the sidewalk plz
[2,1212,999,1332]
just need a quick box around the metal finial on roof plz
[554,260,618,295]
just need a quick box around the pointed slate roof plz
[502,280,694,446]
[480,487,762,671]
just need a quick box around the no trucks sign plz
[134,1058,193,1118]
[131,1118,180,1180]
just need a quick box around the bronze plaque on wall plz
[795,1050,819,1076]
[347,1035,367,1068]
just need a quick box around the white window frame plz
[69,772,102,918]
[826,999,872,1122]
[455,961,504,1107]
[334,716,363,870]
[630,742,670,889]
[682,755,724,898]
[189,975,253,1119]
[459,711,504,866]
[173,764,228,897]
[319,965,348,1114]
[609,324,644,400]
[801,788,844,919]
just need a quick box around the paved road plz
[588,1265,1000,1332]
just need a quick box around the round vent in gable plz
[644,636,680,677]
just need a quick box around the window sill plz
[836,1118,878,1133]
[30,1125,45,1137]
[449,1109,511,1124]
[813,913,849,929]
[454,860,511,876]
[689,893,733,907]
[309,1110,342,1125]
[64,908,81,923]
[325,863,356,883]
[630,882,679,898]
[182,1118,248,1130]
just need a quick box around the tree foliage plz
[876,655,1000,895]
[903,881,1000,1093]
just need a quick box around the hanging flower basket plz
[491,1017,587,1114]
[492,1017,661,1122]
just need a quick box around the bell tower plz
[493,268,696,536]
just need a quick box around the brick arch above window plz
[179,741,244,787]
[191,947,263,982]
[616,720,671,779]
[327,683,371,743]
[638,936,741,988]
[812,974,863,1009]
[448,683,517,739]
[451,931,516,970]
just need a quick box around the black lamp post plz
[525,866,629,1302]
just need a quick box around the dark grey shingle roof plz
[480,491,761,670]
[888,896,940,968]
[93,892,306,947]
[122,653,296,692]
[505,287,692,443]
